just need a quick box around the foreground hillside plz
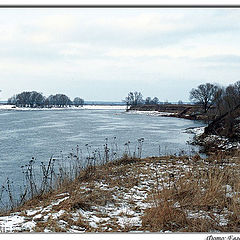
[1,153,240,233]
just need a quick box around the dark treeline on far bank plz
[8,91,84,108]
[125,80,240,116]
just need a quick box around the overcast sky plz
[0,8,240,102]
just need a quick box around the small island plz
[7,91,84,108]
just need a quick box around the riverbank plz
[1,152,240,233]
[128,104,210,121]
[128,104,240,154]
[0,104,126,111]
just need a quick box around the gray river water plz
[0,108,205,207]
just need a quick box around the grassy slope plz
[1,153,240,233]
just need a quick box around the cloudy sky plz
[0,8,240,102]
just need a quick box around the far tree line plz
[8,91,84,108]
[125,80,240,117]
[124,92,182,109]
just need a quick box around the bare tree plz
[233,80,240,97]
[213,86,225,115]
[124,91,144,109]
[9,92,73,108]
[54,94,72,107]
[151,97,159,105]
[206,81,240,117]
[225,82,240,107]
[8,95,17,105]
[14,91,44,107]
[29,91,45,107]
[73,97,84,107]
[45,94,71,107]
[145,97,151,105]
[189,83,218,113]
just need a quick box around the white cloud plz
[0,8,240,101]
[104,43,240,59]
[0,25,20,42]
[28,33,53,44]
[95,12,189,32]
[58,43,96,57]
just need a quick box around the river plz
[0,107,205,207]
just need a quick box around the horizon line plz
[0,4,240,7]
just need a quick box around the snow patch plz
[52,210,66,219]
[0,214,35,232]
[184,126,205,136]
[26,209,41,216]
[0,105,125,111]
[127,110,172,117]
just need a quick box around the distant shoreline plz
[0,104,126,111]
[128,104,211,121]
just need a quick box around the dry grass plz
[34,216,67,232]
[141,152,240,232]
[3,152,240,232]
[142,200,188,231]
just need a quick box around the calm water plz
[0,108,204,205]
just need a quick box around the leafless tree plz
[124,91,144,109]
[213,86,225,115]
[151,97,159,105]
[189,83,218,113]
[73,97,84,107]
[8,92,77,108]
[145,97,151,105]
[10,91,45,107]
[8,95,17,105]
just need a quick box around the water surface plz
[0,108,204,205]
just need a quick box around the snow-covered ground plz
[185,125,240,151]
[0,156,235,233]
[0,105,126,111]
[126,110,173,116]
[200,134,240,150]
[0,161,155,233]
[83,105,125,110]
[0,194,70,233]
[184,126,205,136]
